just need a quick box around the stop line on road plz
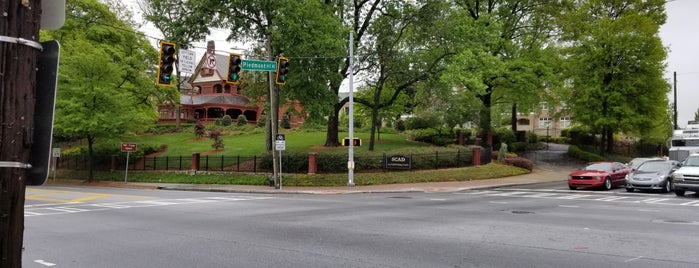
[455,189,699,207]
[25,195,274,217]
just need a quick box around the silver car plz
[625,159,679,192]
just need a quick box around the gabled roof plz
[187,53,230,84]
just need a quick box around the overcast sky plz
[660,0,699,128]
[130,1,698,127]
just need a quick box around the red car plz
[568,162,632,190]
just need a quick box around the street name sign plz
[242,59,277,71]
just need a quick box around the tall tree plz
[208,0,346,144]
[444,0,561,140]
[45,0,159,181]
[558,0,669,153]
[359,0,455,150]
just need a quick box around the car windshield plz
[629,158,653,169]
[637,161,671,172]
[584,163,612,171]
[684,156,699,167]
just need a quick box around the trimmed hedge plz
[567,145,605,162]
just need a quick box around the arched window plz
[214,84,223,93]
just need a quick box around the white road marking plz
[429,198,447,201]
[625,256,643,262]
[25,196,274,217]
[489,201,508,204]
[558,205,579,208]
[34,260,56,266]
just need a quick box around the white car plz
[671,153,699,196]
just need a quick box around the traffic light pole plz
[265,36,280,189]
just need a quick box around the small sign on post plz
[178,49,197,74]
[121,143,137,183]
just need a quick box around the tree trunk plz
[478,90,493,139]
[324,109,340,147]
[511,103,517,132]
[1,0,41,266]
[369,107,379,151]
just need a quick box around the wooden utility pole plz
[1,0,42,266]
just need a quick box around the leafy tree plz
[694,107,699,121]
[208,0,346,148]
[45,0,159,181]
[558,0,669,153]
[443,0,562,140]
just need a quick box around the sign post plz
[51,148,60,182]
[275,134,286,189]
[121,143,137,183]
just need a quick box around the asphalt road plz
[23,183,699,268]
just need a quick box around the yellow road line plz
[69,193,113,202]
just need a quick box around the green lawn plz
[126,130,429,157]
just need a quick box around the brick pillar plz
[192,152,200,171]
[472,147,482,166]
[486,133,493,146]
[458,131,464,146]
[308,152,317,174]
[475,138,481,146]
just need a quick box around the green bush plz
[257,115,267,127]
[526,131,538,144]
[221,115,233,126]
[394,119,406,132]
[408,128,454,146]
[565,125,595,145]
[509,142,528,153]
[236,115,248,126]
[567,145,605,162]
[281,114,291,129]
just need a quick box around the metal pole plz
[279,150,283,190]
[673,71,678,130]
[348,31,355,187]
[124,151,129,183]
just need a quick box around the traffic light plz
[275,56,289,85]
[157,41,176,86]
[342,138,361,147]
[227,53,242,84]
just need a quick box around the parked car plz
[568,162,632,190]
[625,159,679,193]
[627,157,661,171]
[672,153,699,196]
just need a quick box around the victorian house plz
[157,41,304,127]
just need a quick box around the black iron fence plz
[55,149,477,174]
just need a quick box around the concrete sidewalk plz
[45,164,575,195]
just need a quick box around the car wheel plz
[675,190,685,196]
[568,185,576,190]
[603,177,612,191]
[625,188,634,192]
[663,181,672,193]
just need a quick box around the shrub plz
[281,114,291,129]
[237,115,248,126]
[526,131,538,144]
[567,145,605,162]
[504,157,533,171]
[194,120,206,138]
[509,142,528,153]
[221,115,233,126]
[408,128,454,146]
[494,128,516,146]
[209,129,224,150]
[394,119,406,132]
[565,125,595,145]
[257,114,267,127]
